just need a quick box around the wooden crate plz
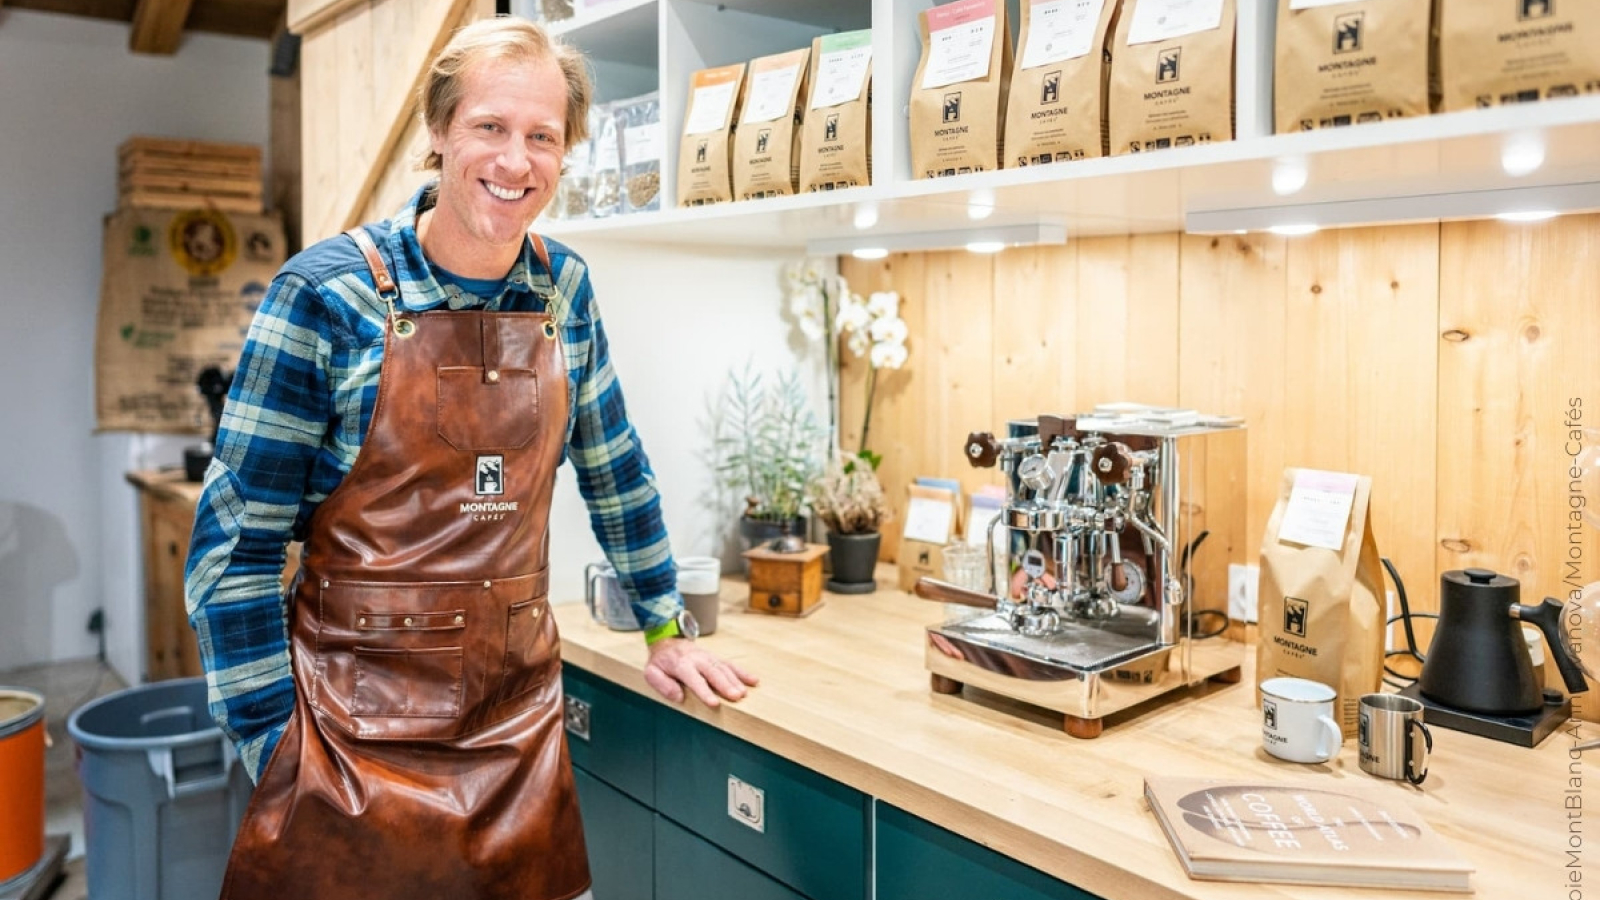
[117,135,263,213]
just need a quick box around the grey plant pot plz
[825,530,880,594]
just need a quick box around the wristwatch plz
[644,609,700,645]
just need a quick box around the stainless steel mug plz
[1358,693,1431,784]
[585,562,641,631]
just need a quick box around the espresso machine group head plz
[915,411,1247,738]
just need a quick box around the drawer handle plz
[563,695,591,742]
[727,775,766,833]
[766,594,782,609]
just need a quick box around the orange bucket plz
[0,688,45,886]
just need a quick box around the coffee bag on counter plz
[910,0,1012,179]
[733,48,811,200]
[799,30,873,192]
[1005,0,1121,166]
[1275,0,1434,133]
[1256,468,1385,739]
[677,63,745,207]
[1109,0,1235,155]
[1438,0,1600,112]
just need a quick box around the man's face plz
[429,55,567,260]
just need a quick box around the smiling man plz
[185,17,756,900]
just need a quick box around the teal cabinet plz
[573,768,654,900]
[653,706,870,900]
[654,816,808,900]
[563,664,656,805]
[876,804,1104,900]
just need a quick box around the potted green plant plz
[808,454,892,592]
[712,364,826,551]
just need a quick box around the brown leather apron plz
[220,227,590,900]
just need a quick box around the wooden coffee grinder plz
[743,541,829,617]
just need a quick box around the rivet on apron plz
[483,581,492,589]
[403,617,414,627]
[486,370,500,384]
[321,580,330,589]
[542,321,556,340]
[358,617,367,627]
[454,614,464,625]
[394,318,417,338]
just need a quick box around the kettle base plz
[1399,682,1571,748]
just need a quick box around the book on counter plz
[1143,777,1474,893]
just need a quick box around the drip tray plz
[1398,682,1572,748]
[934,612,1160,674]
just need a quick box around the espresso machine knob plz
[965,432,1000,468]
[1091,443,1133,485]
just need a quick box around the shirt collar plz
[385,181,558,312]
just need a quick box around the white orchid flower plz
[868,315,907,344]
[866,291,900,318]
[870,340,908,370]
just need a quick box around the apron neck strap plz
[345,227,400,322]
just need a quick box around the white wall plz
[0,10,269,681]
[546,238,828,607]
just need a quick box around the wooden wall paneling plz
[919,251,997,499]
[365,119,434,222]
[1176,233,1288,576]
[1282,225,1441,640]
[1072,234,1181,409]
[298,25,341,243]
[333,4,374,236]
[1437,215,1600,621]
[991,244,1079,424]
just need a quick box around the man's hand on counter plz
[643,640,759,707]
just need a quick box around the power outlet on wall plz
[1228,564,1259,623]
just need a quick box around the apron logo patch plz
[476,456,505,495]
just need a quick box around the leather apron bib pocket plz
[437,366,541,451]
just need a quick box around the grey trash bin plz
[67,677,252,900]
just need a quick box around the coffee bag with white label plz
[1438,0,1600,112]
[1005,0,1121,166]
[1257,468,1385,739]
[677,63,745,207]
[733,48,811,200]
[1108,0,1235,155]
[910,0,1012,179]
[1275,0,1434,133]
[799,30,873,193]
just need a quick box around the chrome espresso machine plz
[915,409,1247,738]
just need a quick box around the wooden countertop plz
[126,467,205,503]
[555,568,1586,900]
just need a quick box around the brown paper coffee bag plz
[1275,0,1434,133]
[1109,0,1235,155]
[96,206,286,433]
[733,48,811,200]
[677,63,745,207]
[1256,468,1385,738]
[1439,0,1600,112]
[799,30,873,192]
[1005,0,1121,166]
[897,483,966,591]
[910,0,1012,179]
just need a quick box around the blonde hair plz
[419,16,593,171]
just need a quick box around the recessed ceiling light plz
[965,241,1006,254]
[853,202,879,230]
[1495,210,1558,223]
[1268,223,1320,236]
[851,247,890,260]
[1272,157,1308,196]
[1501,134,1545,178]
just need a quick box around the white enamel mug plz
[1260,677,1343,764]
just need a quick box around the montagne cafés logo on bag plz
[1156,48,1181,83]
[1284,596,1309,638]
[1333,12,1364,53]
[1519,0,1553,21]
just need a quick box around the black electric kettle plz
[1418,568,1588,716]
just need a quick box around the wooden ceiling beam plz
[129,0,197,54]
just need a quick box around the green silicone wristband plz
[644,619,681,645]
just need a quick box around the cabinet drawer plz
[655,815,806,900]
[573,768,653,900]
[876,803,1103,900]
[654,709,868,900]
[561,664,656,805]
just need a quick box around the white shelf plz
[540,0,1600,249]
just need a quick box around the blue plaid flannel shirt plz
[184,182,681,780]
